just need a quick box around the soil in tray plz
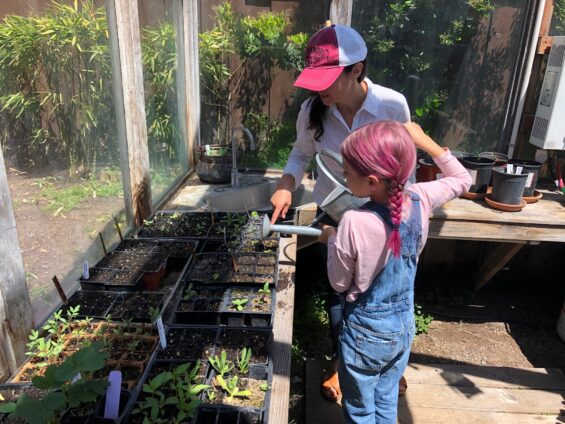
[250,294,271,312]
[62,400,97,422]
[107,292,164,321]
[114,239,156,253]
[138,212,212,238]
[82,267,115,283]
[0,386,47,423]
[155,241,198,258]
[182,284,226,300]
[148,360,208,385]
[232,274,274,284]
[187,254,232,282]
[216,329,270,364]
[59,290,117,317]
[206,375,266,409]
[178,298,222,312]
[158,328,217,360]
[95,251,166,272]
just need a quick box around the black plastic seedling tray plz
[171,283,275,328]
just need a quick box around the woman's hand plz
[403,122,445,158]
[270,174,295,224]
[318,224,337,244]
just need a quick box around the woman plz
[270,24,410,402]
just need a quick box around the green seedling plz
[215,375,252,399]
[212,272,221,281]
[208,350,234,377]
[183,283,197,300]
[236,347,251,374]
[259,383,271,391]
[257,282,270,295]
[231,298,249,311]
[149,307,161,324]
[206,389,216,401]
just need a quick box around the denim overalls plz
[338,194,422,424]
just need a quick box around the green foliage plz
[0,0,116,172]
[257,282,270,295]
[414,303,434,335]
[231,298,249,311]
[198,1,306,154]
[208,350,234,377]
[182,283,197,301]
[33,169,122,213]
[236,347,251,374]
[26,306,87,366]
[552,0,565,34]
[133,361,209,424]
[215,375,252,399]
[355,0,496,133]
[0,343,109,424]
[0,0,182,174]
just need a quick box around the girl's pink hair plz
[341,121,416,257]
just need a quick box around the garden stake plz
[99,232,107,255]
[185,242,196,257]
[52,276,68,305]
[231,253,239,273]
[210,208,215,225]
[113,216,123,242]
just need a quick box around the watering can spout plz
[262,215,322,238]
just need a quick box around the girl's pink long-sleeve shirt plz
[327,150,472,302]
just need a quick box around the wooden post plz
[0,147,33,380]
[106,0,152,228]
[330,0,353,26]
[183,0,201,168]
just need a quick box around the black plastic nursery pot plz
[91,389,132,424]
[491,167,528,205]
[461,156,495,193]
[507,159,542,197]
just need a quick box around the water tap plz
[231,126,256,187]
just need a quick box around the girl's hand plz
[403,122,444,158]
[318,224,337,244]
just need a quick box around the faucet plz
[231,126,256,187]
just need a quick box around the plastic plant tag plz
[526,172,534,188]
[71,373,82,384]
[156,316,167,349]
[82,261,89,280]
[205,145,211,156]
[516,166,523,175]
[468,169,478,184]
[507,163,514,174]
[104,371,122,419]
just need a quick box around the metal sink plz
[204,180,313,212]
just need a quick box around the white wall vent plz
[530,36,565,150]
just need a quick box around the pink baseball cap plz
[294,25,367,92]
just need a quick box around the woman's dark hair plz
[308,60,367,141]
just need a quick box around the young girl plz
[319,121,471,423]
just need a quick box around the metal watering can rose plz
[262,150,368,238]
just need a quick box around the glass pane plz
[198,1,325,171]
[138,0,189,204]
[550,0,565,35]
[0,0,127,325]
[352,0,531,154]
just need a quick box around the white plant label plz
[71,373,82,384]
[435,173,443,180]
[82,261,89,280]
[468,169,478,184]
[516,166,523,175]
[507,163,514,174]
[156,316,167,349]
[526,172,534,187]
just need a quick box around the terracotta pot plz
[142,263,166,290]
[416,157,441,182]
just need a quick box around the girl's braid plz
[388,181,404,257]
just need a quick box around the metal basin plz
[204,180,313,212]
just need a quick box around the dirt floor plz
[288,243,565,423]
[7,167,124,325]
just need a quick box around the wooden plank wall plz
[0,148,33,381]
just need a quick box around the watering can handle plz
[316,150,348,189]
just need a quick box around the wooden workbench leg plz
[472,243,525,291]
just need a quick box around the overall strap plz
[360,201,393,229]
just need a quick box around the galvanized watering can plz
[262,149,368,238]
